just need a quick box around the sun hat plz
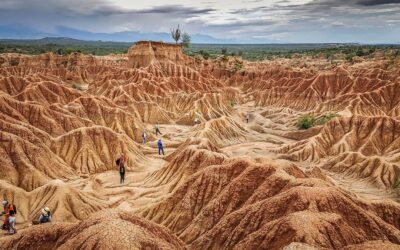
[41,207,50,215]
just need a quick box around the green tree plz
[221,48,227,55]
[181,32,191,48]
[56,48,64,55]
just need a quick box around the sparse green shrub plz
[297,115,316,130]
[356,50,364,57]
[345,54,354,63]
[315,113,338,125]
[298,113,338,130]
[234,61,243,71]
[71,83,80,90]
[229,100,237,107]
[199,50,210,60]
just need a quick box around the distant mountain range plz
[0,25,238,44]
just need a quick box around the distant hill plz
[0,25,236,44]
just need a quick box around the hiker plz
[39,207,51,224]
[116,154,126,184]
[1,200,16,232]
[8,210,16,235]
[142,131,147,144]
[157,139,165,155]
[155,123,162,135]
[246,114,250,123]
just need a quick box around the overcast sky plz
[0,0,399,43]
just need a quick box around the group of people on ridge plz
[1,199,51,235]
[117,123,165,184]
[142,123,164,155]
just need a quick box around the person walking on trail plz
[39,207,52,224]
[116,154,126,184]
[155,123,162,135]
[246,114,250,123]
[7,210,16,235]
[157,139,165,155]
[142,131,147,144]
[1,200,16,231]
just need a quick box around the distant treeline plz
[0,37,132,56]
[186,43,400,61]
[0,37,399,61]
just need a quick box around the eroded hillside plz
[0,41,399,249]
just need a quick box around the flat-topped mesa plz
[127,41,186,68]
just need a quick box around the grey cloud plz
[357,0,400,6]
[0,0,400,43]
[207,19,277,28]
[0,0,215,17]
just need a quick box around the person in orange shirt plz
[1,200,16,231]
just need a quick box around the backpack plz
[6,204,16,215]
[115,158,120,166]
[12,204,16,215]
[40,215,51,224]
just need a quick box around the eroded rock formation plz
[0,41,399,249]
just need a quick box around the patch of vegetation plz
[1,38,399,62]
[297,115,316,130]
[233,61,243,71]
[297,113,338,130]
[199,50,211,60]
[345,54,354,63]
[0,38,131,56]
[184,44,400,62]
[315,113,339,125]
[229,100,237,107]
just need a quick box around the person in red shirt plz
[1,200,16,231]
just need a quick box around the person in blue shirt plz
[157,139,165,155]
[8,210,16,235]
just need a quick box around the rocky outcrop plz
[0,210,186,250]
